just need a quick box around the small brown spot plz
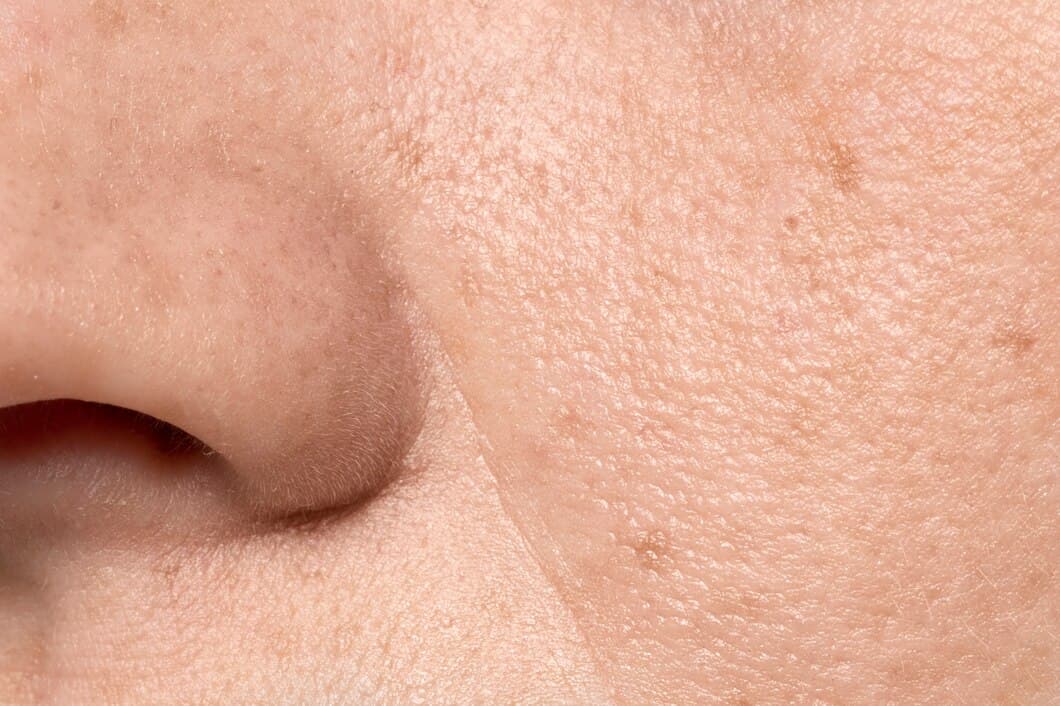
[783,215,799,232]
[551,405,588,439]
[992,326,1036,356]
[525,162,549,198]
[827,141,861,193]
[624,198,644,229]
[459,264,481,308]
[145,1,173,19]
[89,0,129,38]
[388,126,427,176]
[649,266,680,295]
[632,529,669,570]
[50,199,62,211]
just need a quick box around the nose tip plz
[0,166,423,520]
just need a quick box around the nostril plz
[0,399,246,585]
[0,399,221,463]
[0,396,238,527]
[0,399,240,539]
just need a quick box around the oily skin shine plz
[0,1,1057,703]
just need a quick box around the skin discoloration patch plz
[992,325,1037,357]
[88,0,129,38]
[630,529,669,572]
[826,141,861,193]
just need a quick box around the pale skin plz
[0,0,1056,703]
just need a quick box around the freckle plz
[90,0,129,37]
[551,405,587,438]
[783,215,799,232]
[247,36,268,54]
[992,327,1036,356]
[146,1,173,19]
[631,529,669,570]
[447,334,469,363]
[827,141,861,193]
[459,265,481,308]
[533,163,549,197]
[51,199,62,211]
[625,198,644,229]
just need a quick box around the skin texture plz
[0,0,1056,703]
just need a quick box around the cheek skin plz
[0,1,1056,704]
[391,1,1059,704]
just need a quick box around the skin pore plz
[0,1,1057,704]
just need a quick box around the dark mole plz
[827,141,861,193]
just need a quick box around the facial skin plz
[0,0,1056,703]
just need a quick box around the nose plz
[0,55,422,521]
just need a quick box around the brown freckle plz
[624,198,644,229]
[632,529,669,570]
[827,141,861,193]
[649,265,680,296]
[51,199,62,211]
[459,265,481,308]
[388,127,426,176]
[89,0,129,38]
[783,215,799,232]
[447,333,470,363]
[992,326,1036,356]
[150,558,182,594]
[247,36,268,54]
[551,405,587,439]
[531,163,549,197]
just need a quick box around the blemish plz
[459,264,481,308]
[551,404,588,439]
[827,141,861,193]
[992,326,1037,356]
[89,0,129,38]
[631,529,669,571]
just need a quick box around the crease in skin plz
[390,317,623,704]
[0,0,1055,703]
[398,290,624,706]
